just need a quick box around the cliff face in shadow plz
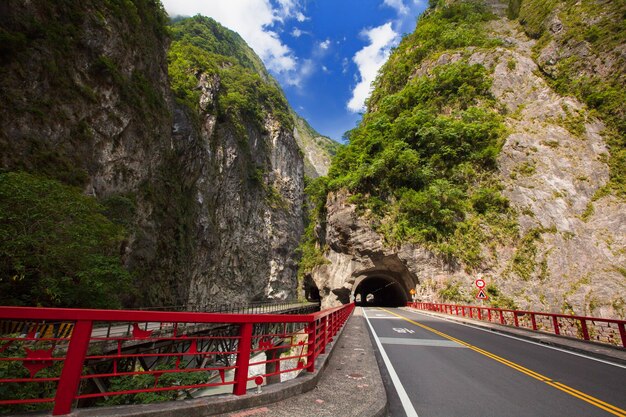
[1,4,307,307]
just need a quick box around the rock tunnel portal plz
[354,275,408,307]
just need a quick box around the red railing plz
[0,303,355,415]
[407,302,626,348]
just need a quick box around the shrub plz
[0,172,132,308]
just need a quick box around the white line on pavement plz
[404,309,626,370]
[363,308,419,417]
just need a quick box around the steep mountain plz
[0,3,310,307]
[303,0,625,318]
[292,113,340,178]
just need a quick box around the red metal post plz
[514,312,519,327]
[499,310,504,324]
[469,308,473,319]
[580,319,590,341]
[618,322,626,348]
[52,320,93,416]
[487,309,492,322]
[306,321,316,372]
[320,316,328,354]
[531,314,537,331]
[552,316,560,335]
[233,322,253,395]
[477,308,482,321]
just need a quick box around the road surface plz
[363,307,626,417]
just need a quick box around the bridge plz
[1,301,625,417]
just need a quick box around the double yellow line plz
[380,308,626,417]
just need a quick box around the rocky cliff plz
[304,0,625,318]
[292,113,339,178]
[0,3,308,307]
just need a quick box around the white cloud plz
[319,39,331,50]
[295,11,308,22]
[347,22,399,113]
[284,58,316,87]
[161,0,304,75]
[342,57,349,74]
[383,0,409,15]
[291,27,303,37]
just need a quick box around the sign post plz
[474,278,488,304]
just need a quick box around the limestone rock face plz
[292,113,339,178]
[310,13,625,318]
[0,3,305,307]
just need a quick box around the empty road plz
[363,307,626,417]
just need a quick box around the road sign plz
[476,289,489,300]
[475,279,486,289]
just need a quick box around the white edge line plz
[363,308,419,417]
[404,309,626,370]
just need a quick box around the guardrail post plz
[531,314,537,331]
[306,321,316,372]
[320,316,328,354]
[513,312,519,327]
[580,319,590,341]
[618,322,626,348]
[487,309,492,322]
[499,310,504,324]
[233,322,253,395]
[477,308,482,320]
[552,316,560,335]
[53,320,93,416]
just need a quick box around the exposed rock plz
[0,3,306,308]
[292,113,339,178]
[309,11,625,318]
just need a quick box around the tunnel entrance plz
[303,274,321,302]
[354,275,407,307]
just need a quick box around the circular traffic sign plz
[254,376,264,386]
[475,279,486,289]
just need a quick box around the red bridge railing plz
[407,302,626,348]
[0,303,355,415]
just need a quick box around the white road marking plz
[403,309,626,370]
[392,327,415,334]
[363,308,419,417]
[379,337,465,347]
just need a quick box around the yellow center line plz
[379,308,626,417]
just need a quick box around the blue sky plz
[161,0,427,142]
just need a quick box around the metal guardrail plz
[0,303,355,415]
[407,302,626,348]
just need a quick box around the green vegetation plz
[296,177,331,289]
[326,60,515,266]
[508,227,554,281]
[168,16,292,130]
[0,339,62,414]
[517,0,626,198]
[0,0,170,187]
[97,362,208,406]
[297,1,518,276]
[438,281,470,303]
[368,0,500,109]
[0,172,132,308]
[486,284,518,309]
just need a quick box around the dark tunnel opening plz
[354,276,407,307]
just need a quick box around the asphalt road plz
[363,307,626,417]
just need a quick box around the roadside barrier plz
[0,303,355,415]
[407,302,626,348]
